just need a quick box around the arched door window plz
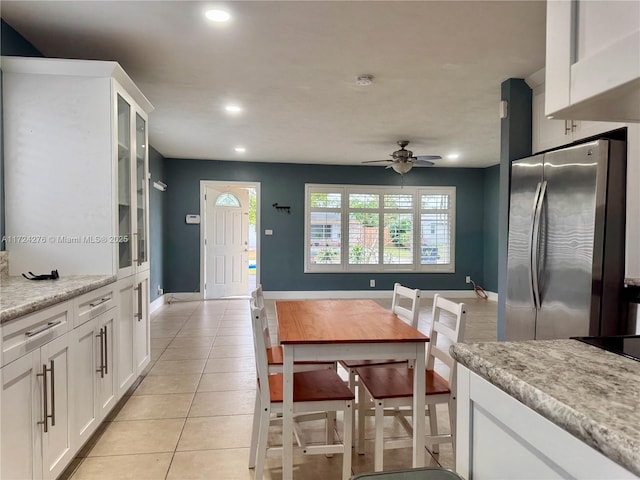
[216,193,241,207]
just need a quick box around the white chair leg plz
[429,403,440,454]
[348,368,357,447]
[357,388,368,455]
[342,400,353,480]
[374,400,385,472]
[248,392,261,468]
[255,406,270,480]
[326,411,336,457]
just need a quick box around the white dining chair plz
[356,294,467,471]
[339,282,420,451]
[250,287,334,373]
[247,301,355,480]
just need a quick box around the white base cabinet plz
[456,365,636,480]
[0,278,150,480]
[70,306,117,450]
[1,333,73,480]
[116,273,150,398]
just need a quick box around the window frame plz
[304,184,456,273]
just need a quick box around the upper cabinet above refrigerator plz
[2,56,153,277]
[545,0,640,123]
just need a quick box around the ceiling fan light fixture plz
[391,162,413,175]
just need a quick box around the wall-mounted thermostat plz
[186,214,201,224]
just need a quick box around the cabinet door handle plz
[104,325,109,375]
[50,360,56,427]
[26,320,62,338]
[36,361,55,431]
[37,363,50,432]
[137,230,143,266]
[96,328,105,378]
[564,120,571,135]
[89,297,110,308]
[136,282,143,321]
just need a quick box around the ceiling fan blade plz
[413,159,435,166]
[415,155,442,161]
[362,159,393,164]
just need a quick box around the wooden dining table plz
[276,299,429,479]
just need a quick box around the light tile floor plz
[63,295,497,480]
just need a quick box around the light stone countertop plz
[451,339,640,477]
[0,274,117,323]
[626,278,640,287]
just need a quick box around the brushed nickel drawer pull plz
[89,297,110,308]
[26,320,62,338]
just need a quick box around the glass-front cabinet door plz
[135,112,149,271]
[117,94,133,275]
[116,86,149,277]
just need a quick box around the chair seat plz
[341,358,408,369]
[267,345,335,366]
[268,369,356,403]
[356,366,450,399]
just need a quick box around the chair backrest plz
[250,300,272,403]
[250,286,271,348]
[391,283,421,329]
[251,284,265,308]
[426,294,467,385]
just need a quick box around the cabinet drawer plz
[74,283,116,328]
[1,301,71,367]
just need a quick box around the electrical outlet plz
[465,276,471,284]
[370,279,376,288]
[157,286,163,295]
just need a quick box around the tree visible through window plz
[305,184,455,272]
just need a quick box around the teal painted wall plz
[149,146,167,302]
[482,165,500,291]
[163,158,488,293]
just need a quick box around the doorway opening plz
[200,181,260,299]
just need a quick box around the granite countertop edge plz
[1,275,117,324]
[451,342,640,477]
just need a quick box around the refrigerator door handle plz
[531,180,547,310]
[528,182,543,309]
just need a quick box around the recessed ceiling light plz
[205,9,231,22]
[234,147,246,153]
[447,153,460,160]
[225,105,242,113]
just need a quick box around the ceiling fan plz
[363,140,442,175]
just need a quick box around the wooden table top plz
[276,299,429,345]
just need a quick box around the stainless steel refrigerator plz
[505,139,627,340]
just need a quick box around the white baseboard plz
[264,290,498,300]
[150,294,167,314]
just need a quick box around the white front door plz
[204,186,250,299]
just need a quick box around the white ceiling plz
[1,1,546,168]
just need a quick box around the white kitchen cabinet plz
[1,56,153,277]
[456,365,636,480]
[532,87,625,153]
[134,271,151,375]
[1,332,73,480]
[69,307,117,450]
[545,0,640,123]
[115,273,149,397]
[116,276,137,397]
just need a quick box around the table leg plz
[283,345,294,480]
[412,342,426,467]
